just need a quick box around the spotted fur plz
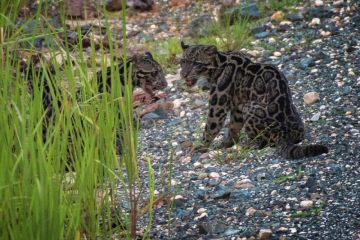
[180,42,328,159]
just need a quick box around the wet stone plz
[259,229,272,240]
[211,187,231,200]
[255,32,269,39]
[187,14,215,37]
[230,189,251,201]
[287,12,304,21]
[300,57,315,70]
[196,78,211,90]
[198,220,228,235]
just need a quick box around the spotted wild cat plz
[180,42,328,159]
[24,52,166,169]
[25,52,167,124]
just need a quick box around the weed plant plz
[0,0,155,239]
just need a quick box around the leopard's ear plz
[181,41,189,50]
[205,45,217,54]
[144,52,153,59]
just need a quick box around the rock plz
[66,0,97,18]
[251,25,267,34]
[197,207,207,214]
[300,57,315,70]
[279,20,292,30]
[333,0,345,8]
[300,200,314,209]
[141,112,162,121]
[313,51,330,60]
[255,172,268,181]
[255,32,269,39]
[271,11,285,22]
[196,78,211,90]
[268,37,276,44]
[309,18,321,26]
[173,99,182,109]
[304,92,320,105]
[235,179,255,189]
[106,0,154,11]
[307,6,333,18]
[273,51,282,57]
[181,140,193,149]
[211,187,231,200]
[230,189,251,201]
[220,0,236,7]
[222,228,243,237]
[198,220,228,235]
[223,3,260,24]
[320,30,331,37]
[153,108,169,119]
[350,129,359,135]
[209,172,220,179]
[259,229,272,240]
[240,3,260,19]
[287,12,304,21]
[192,99,205,109]
[246,207,257,217]
[173,195,185,207]
[194,212,208,220]
[310,193,321,200]
[235,182,254,189]
[310,112,321,121]
[187,14,215,37]
[198,173,208,179]
[196,190,206,200]
[314,0,324,7]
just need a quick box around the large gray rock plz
[187,14,215,37]
[222,3,260,24]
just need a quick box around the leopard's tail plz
[278,143,329,159]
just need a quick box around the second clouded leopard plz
[180,41,328,159]
[24,52,167,168]
[25,52,167,124]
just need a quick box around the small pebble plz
[209,172,220,179]
[259,229,272,240]
[273,51,282,57]
[300,200,314,209]
[310,18,321,26]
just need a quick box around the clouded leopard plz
[180,42,328,159]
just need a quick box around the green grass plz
[146,37,182,74]
[291,200,326,218]
[268,0,300,11]
[0,0,155,239]
[273,168,305,184]
[257,0,300,13]
[195,16,254,51]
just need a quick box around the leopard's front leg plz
[193,94,228,153]
[221,107,245,148]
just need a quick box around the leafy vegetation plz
[0,0,304,239]
[0,0,156,239]
[292,200,326,218]
[146,37,182,74]
[195,16,254,51]
[273,168,305,184]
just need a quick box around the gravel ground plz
[132,1,360,239]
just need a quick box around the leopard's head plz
[132,52,167,95]
[180,41,217,87]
